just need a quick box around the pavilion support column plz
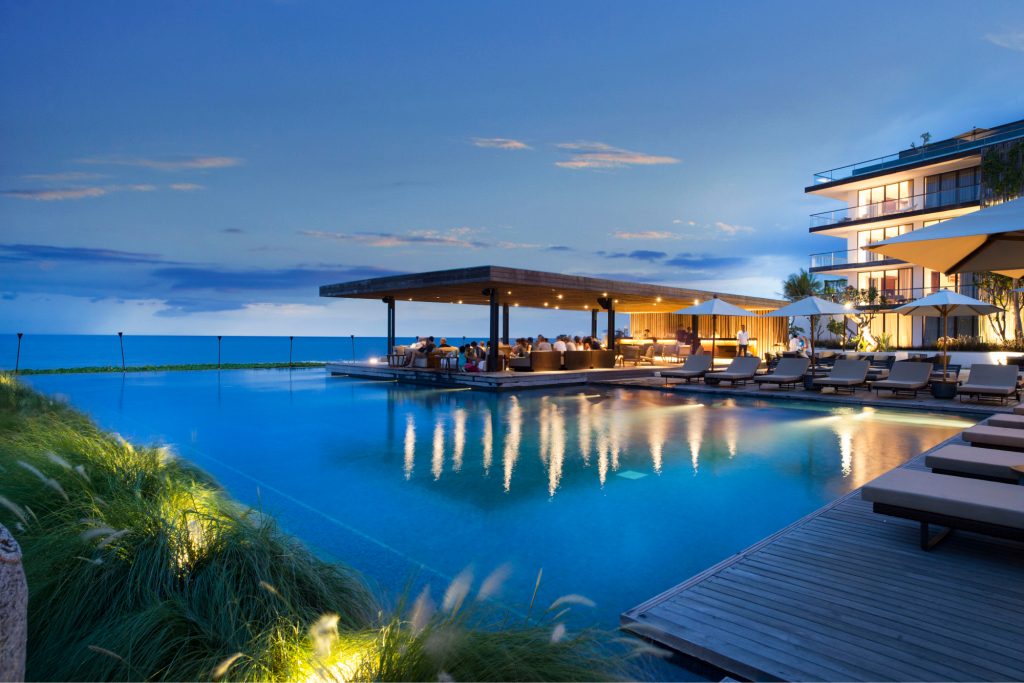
[484,289,499,370]
[591,309,598,339]
[501,303,510,345]
[383,296,396,355]
[597,297,615,348]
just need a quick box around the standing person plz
[737,325,749,357]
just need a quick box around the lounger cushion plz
[959,384,1017,396]
[1014,405,1024,416]
[925,444,1024,481]
[987,414,1024,430]
[861,469,1024,529]
[963,425,1024,450]
[753,374,803,384]
[872,380,927,389]
[814,377,864,386]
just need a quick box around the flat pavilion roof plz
[320,265,784,313]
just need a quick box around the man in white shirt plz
[403,336,424,366]
[736,325,749,357]
[565,337,577,351]
[534,335,553,352]
[553,336,567,352]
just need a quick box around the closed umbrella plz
[894,290,1001,382]
[866,196,1024,278]
[672,296,752,362]
[760,297,862,373]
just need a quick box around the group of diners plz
[394,333,607,372]
[510,334,603,356]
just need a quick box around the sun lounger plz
[661,355,713,384]
[962,424,1024,450]
[957,364,1020,404]
[752,357,809,390]
[704,356,762,386]
[870,361,932,398]
[811,359,869,394]
[987,414,1024,430]
[925,444,1024,484]
[861,468,1024,549]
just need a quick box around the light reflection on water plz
[392,387,975,498]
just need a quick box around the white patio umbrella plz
[866,196,1024,278]
[760,297,862,372]
[672,295,752,361]
[894,289,1002,381]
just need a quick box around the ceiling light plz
[557,294,563,300]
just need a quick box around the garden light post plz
[350,334,355,362]
[15,333,23,375]
[289,336,294,369]
[217,336,222,369]
[118,332,125,371]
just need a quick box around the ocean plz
[0,334,459,370]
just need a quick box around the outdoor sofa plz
[957,364,1020,404]
[752,357,809,390]
[704,356,761,386]
[811,359,870,394]
[861,468,1024,550]
[509,350,562,372]
[924,444,1024,484]
[661,355,713,384]
[869,361,932,398]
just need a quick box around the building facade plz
[807,118,1024,348]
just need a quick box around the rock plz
[0,524,27,682]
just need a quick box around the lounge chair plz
[752,357,809,390]
[661,355,714,384]
[870,361,932,398]
[704,356,761,386]
[861,468,1024,549]
[866,355,896,381]
[962,425,1024,450]
[957,364,1021,404]
[925,444,1024,484]
[811,359,869,394]
[987,414,1024,430]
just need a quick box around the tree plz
[976,272,1014,343]
[782,269,823,301]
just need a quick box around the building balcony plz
[822,284,979,309]
[809,120,1024,186]
[809,248,903,273]
[809,184,979,229]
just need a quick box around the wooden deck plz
[326,361,660,390]
[621,443,1024,681]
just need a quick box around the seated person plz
[463,341,484,372]
[403,336,424,366]
[553,335,567,352]
[565,336,577,351]
[511,339,530,357]
[534,335,553,352]
[416,336,436,358]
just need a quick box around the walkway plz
[621,440,1024,681]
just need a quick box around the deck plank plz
[622,445,1024,682]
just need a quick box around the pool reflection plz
[387,387,974,499]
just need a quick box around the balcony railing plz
[809,248,897,270]
[822,284,980,309]
[811,120,1024,184]
[810,184,979,228]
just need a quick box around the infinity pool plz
[26,369,973,630]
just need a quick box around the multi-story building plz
[807,118,1024,347]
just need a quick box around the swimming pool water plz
[25,369,973,632]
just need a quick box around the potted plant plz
[930,335,958,399]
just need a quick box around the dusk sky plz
[2,1,1023,337]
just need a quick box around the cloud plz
[151,264,403,292]
[606,250,668,262]
[612,230,680,240]
[1,184,156,201]
[985,31,1024,51]
[2,187,110,201]
[663,252,748,270]
[221,228,245,234]
[713,221,754,236]
[554,141,679,170]
[471,137,531,150]
[77,155,243,171]
[22,171,107,182]
[546,245,573,252]
[0,243,169,265]
[300,228,489,249]
[169,183,205,191]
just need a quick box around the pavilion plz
[320,266,787,368]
